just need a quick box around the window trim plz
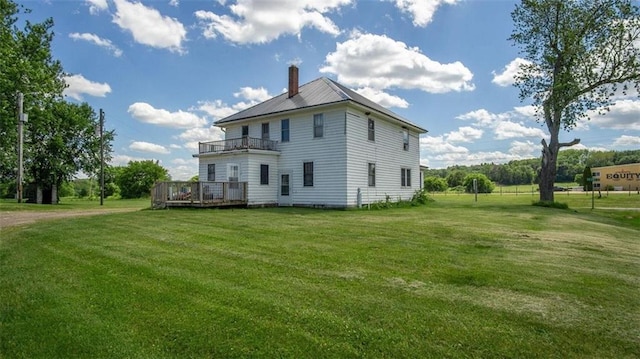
[402,128,409,151]
[281,119,290,142]
[303,162,314,187]
[313,114,323,138]
[368,162,376,187]
[260,164,269,185]
[207,163,216,181]
[401,168,412,187]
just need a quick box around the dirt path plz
[0,208,141,229]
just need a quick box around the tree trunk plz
[539,139,558,202]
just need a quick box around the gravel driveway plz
[0,208,141,229]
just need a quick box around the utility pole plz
[17,93,24,203]
[99,109,104,206]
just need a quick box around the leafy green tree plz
[25,101,113,192]
[423,176,448,192]
[116,160,170,199]
[0,0,65,180]
[510,0,640,202]
[463,173,495,194]
[446,170,466,188]
[0,0,112,201]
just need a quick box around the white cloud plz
[69,32,122,57]
[457,107,547,140]
[63,74,112,100]
[129,141,170,154]
[195,86,274,120]
[177,126,225,152]
[194,0,351,44]
[167,158,199,181]
[495,121,546,140]
[85,0,108,14]
[445,126,483,143]
[612,135,640,146]
[590,99,640,130]
[321,32,474,95]
[128,102,208,129]
[169,0,179,7]
[509,140,538,157]
[234,86,271,102]
[354,87,409,108]
[394,0,459,27]
[492,57,532,87]
[112,0,187,54]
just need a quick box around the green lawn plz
[1,196,638,358]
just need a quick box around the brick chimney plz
[288,65,299,98]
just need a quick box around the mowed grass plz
[1,196,638,358]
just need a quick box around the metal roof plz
[215,77,427,133]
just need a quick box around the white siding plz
[276,107,348,207]
[345,106,421,206]
[205,104,423,208]
[246,153,279,206]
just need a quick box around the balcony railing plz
[199,137,278,154]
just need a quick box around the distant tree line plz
[423,149,640,190]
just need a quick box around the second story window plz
[368,119,375,141]
[242,125,249,138]
[262,123,270,141]
[281,119,289,142]
[313,114,323,138]
[402,128,409,151]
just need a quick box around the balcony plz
[198,137,278,155]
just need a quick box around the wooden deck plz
[151,181,248,209]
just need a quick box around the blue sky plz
[19,0,640,180]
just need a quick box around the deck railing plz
[151,181,247,208]
[198,137,278,154]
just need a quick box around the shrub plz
[424,176,448,192]
[462,173,495,193]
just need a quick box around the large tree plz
[510,0,640,202]
[0,0,111,200]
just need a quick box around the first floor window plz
[368,163,375,187]
[401,168,411,187]
[229,164,239,189]
[303,162,314,186]
[313,114,323,138]
[281,174,290,196]
[207,164,216,181]
[260,164,269,185]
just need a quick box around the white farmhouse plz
[154,66,427,208]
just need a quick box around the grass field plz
[1,195,638,358]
